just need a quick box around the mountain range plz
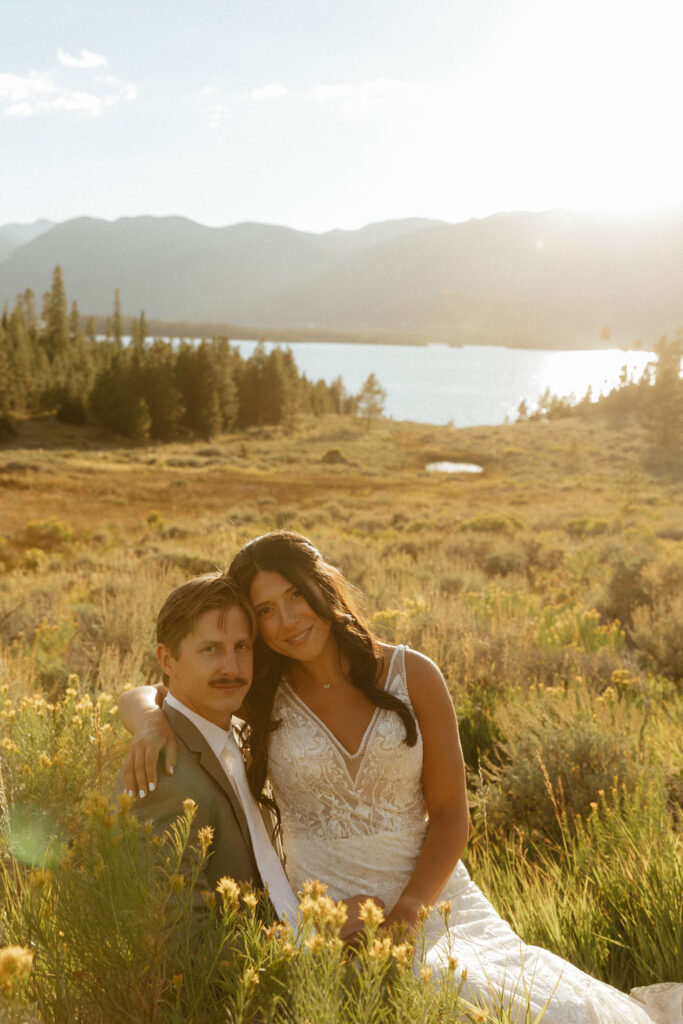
[1,209,682,348]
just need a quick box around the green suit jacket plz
[113,703,262,907]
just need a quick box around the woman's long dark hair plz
[229,531,417,814]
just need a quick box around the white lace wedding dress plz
[268,646,680,1024]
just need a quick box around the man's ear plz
[156,642,176,679]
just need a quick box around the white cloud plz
[1,63,135,118]
[247,78,419,120]
[58,48,108,69]
[5,101,34,117]
[47,92,105,115]
[0,71,55,103]
[250,83,288,101]
[200,85,219,97]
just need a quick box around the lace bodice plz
[268,646,426,843]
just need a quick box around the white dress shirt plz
[164,693,298,926]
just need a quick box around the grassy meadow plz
[0,410,681,1022]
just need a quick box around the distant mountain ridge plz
[1,210,682,348]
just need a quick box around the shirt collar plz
[164,692,234,762]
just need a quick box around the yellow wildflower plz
[197,825,214,852]
[301,879,328,898]
[391,942,412,968]
[182,798,197,817]
[117,792,134,814]
[447,955,458,972]
[358,898,385,928]
[369,936,392,959]
[216,877,240,906]
[169,874,185,891]
[305,934,326,954]
[420,966,433,983]
[243,966,260,990]
[0,946,34,993]
[242,891,258,910]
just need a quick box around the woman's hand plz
[339,893,386,945]
[118,684,175,798]
[382,894,422,933]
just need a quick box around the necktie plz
[220,731,299,927]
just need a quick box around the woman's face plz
[249,569,332,662]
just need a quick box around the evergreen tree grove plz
[0,268,379,443]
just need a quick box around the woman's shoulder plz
[401,648,453,717]
[378,643,448,702]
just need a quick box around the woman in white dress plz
[120,531,679,1024]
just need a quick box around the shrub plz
[457,514,523,535]
[479,684,651,843]
[22,520,73,552]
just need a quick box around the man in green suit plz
[114,574,296,919]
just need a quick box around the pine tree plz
[176,341,222,439]
[41,266,70,362]
[210,338,240,430]
[112,289,123,348]
[642,334,683,448]
[142,340,184,440]
[357,372,386,428]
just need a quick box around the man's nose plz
[220,648,239,677]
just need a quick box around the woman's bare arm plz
[117,684,175,797]
[383,649,469,931]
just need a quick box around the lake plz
[230,340,655,427]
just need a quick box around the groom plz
[113,573,297,922]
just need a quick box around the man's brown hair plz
[156,573,254,656]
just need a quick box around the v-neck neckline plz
[282,645,403,761]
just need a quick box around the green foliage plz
[469,779,682,990]
[22,519,73,551]
[477,683,654,844]
[457,513,522,534]
[641,334,683,449]
[357,372,386,427]
[0,270,371,438]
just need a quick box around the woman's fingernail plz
[127,790,135,798]
[149,782,156,792]
[139,789,146,799]
[168,766,174,775]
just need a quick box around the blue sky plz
[2,0,681,231]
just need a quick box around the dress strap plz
[384,645,409,700]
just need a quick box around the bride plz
[120,531,679,1024]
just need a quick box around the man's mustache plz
[209,676,250,688]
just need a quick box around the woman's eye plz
[257,606,272,617]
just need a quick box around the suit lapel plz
[163,705,255,858]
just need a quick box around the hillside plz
[1,209,683,347]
